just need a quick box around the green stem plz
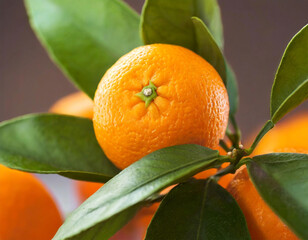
[214,164,236,178]
[213,154,249,180]
[235,157,252,169]
[227,115,241,148]
[226,128,239,148]
[245,120,275,155]
[135,81,158,107]
[230,115,241,140]
[219,139,230,152]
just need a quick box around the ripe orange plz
[49,91,93,119]
[226,113,308,240]
[93,44,229,169]
[0,165,62,240]
[76,181,103,202]
[253,113,308,155]
[227,166,298,240]
[50,67,230,238]
[50,90,231,202]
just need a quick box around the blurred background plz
[1,0,307,216]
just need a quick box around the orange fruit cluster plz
[93,44,229,169]
[50,48,306,240]
[0,165,62,240]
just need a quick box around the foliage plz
[270,24,308,123]
[0,0,307,239]
[145,179,250,240]
[25,0,141,98]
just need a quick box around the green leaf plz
[192,17,226,84]
[247,153,308,239]
[191,17,239,113]
[53,145,224,239]
[0,114,119,182]
[141,0,224,50]
[25,0,142,98]
[199,0,224,49]
[145,179,251,240]
[60,203,143,240]
[226,64,239,115]
[270,24,308,123]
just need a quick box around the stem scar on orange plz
[0,165,62,240]
[93,44,229,169]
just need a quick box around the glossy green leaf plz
[145,179,251,240]
[0,114,119,182]
[192,17,226,84]
[192,17,239,112]
[270,24,308,123]
[141,0,224,50]
[59,203,143,240]
[247,153,308,239]
[25,0,142,98]
[53,145,225,239]
[226,63,239,115]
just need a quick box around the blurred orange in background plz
[227,166,298,240]
[227,113,308,240]
[0,165,62,240]
[253,113,308,155]
[50,92,93,119]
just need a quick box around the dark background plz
[1,0,307,140]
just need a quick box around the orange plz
[227,166,298,240]
[50,79,229,239]
[226,113,308,240]
[93,44,229,169]
[253,113,308,155]
[49,91,93,119]
[76,181,103,202]
[0,165,62,240]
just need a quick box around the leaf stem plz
[235,157,252,169]
[245,120,275,155]
[226,115,241,148]
[226,128,236,146]
[219,139,230,152]
[214,164,236,178]
[213,147,250,180]
[230,115,241,141]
